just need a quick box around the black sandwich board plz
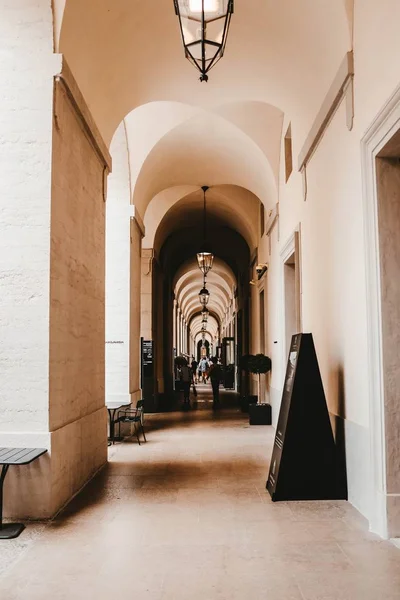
[266,333,346,501]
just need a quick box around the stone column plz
[106,123,132,407]
[180,312,184,355]
[173,298,177,355]
[0,1,59,517]
[140,249,154,341]
[0,3,111,518]
[130,212,145,404]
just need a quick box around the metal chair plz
[117,400,147,445]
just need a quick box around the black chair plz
[117,400,147,445]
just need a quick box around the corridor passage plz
[1,388,400,599]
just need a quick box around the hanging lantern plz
[199,285,210,306]
[173,0,234,82]
[196,186,214,273]
[201,306,209,317]
[197,251,214,275]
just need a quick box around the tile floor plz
[1,385,400,599]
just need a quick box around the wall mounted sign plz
[266,333,347,501]
[141,339,156,413]
[141,340,154,376]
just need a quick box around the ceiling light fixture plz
[196,186,214,274]
[173,0,234,82]
[199,275,210,306]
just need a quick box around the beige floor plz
[1,385,400,599]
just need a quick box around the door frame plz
[361,82,400,539]
[280,226,302,370]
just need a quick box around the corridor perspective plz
[1,0,400,598]
[1,386,400,600]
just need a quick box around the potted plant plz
[239,354,258,412]
[248,354,272,425]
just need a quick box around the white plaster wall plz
[263,101,371,515]
[106,122,132,404]
[0,1,60,434]
[262,1,400,523]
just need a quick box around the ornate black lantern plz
[201,307,209,323]
[197,186,214,274]
[173,1,234,82]
[199,283,210,306]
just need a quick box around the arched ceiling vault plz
[59,0,351,149]
[191,315,219,340]
[174,257,236,292]
[159,222,250,280]
[58,2,351,229]
[151,185,259,256]
[130,104,280,215]
[174,258,236,326]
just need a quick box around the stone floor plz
[1,384,400,599]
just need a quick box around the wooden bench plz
[0,447,48,539]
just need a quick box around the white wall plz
[105,122,132,404]
[0,1,59,436]
[260,0,400,529]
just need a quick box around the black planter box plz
[249,403,272,425]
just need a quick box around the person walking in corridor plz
[191,357,198,383]
[198,357,208,384]
[207,357,223,410]
[180,360,193,410]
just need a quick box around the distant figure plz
[191,357,198,383]
[198,357,208,384]
[207,357,223,409]
[180,360,193,409]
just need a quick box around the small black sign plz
[142,340,153,367]
[266,333,346,501]
[141,339,154,382]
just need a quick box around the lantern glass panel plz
[177,0,229,20]
[199,287,210,305]
[189,0,218,13]
[197,252,214,274]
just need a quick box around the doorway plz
[375,133,400,538]
[362,86,400,539]
[282,230,302,360]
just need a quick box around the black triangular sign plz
[266,333,347,501]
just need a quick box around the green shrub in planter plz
[248,354,272,404]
